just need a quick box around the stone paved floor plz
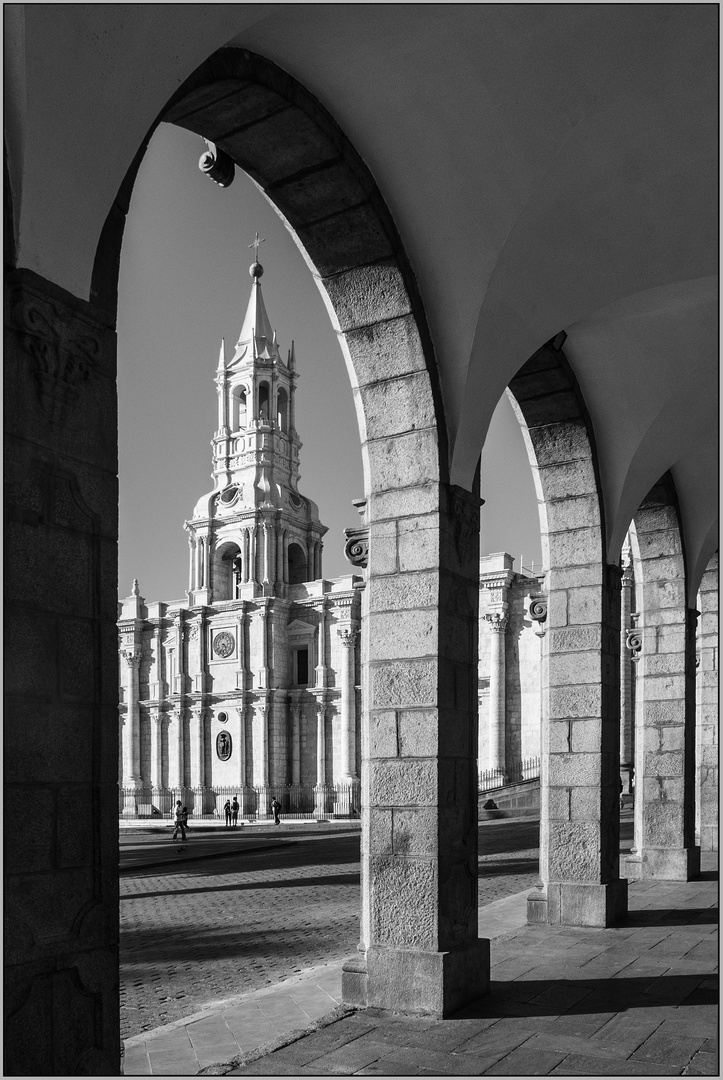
[120,818,543,1039]
[227,861,718,1078]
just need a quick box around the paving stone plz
[306,1038,402,1073]
[631,1032,709,1067]
[383,1045,510,1074]
[589,1014,665,1053]
[355,1060,426,1075]
[682,1050,719,1075]
[485,1044,568,1074]
[455,1021,535,1056]
[549,1052,682,1075]
[231,1058,319,1075]
[527,982,594,1011]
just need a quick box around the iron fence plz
[119,782,361,821]
[478,757,540,792]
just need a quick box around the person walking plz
[172,801,187,842]
[223,799,232,827]
[231,795,239,827]
[271,796,281,826]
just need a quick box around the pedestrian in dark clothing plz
[172,801,187,842]
[231,796,239,826]
[271,796,281,825]
[224,800,232,827]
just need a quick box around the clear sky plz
[117,124,541,603]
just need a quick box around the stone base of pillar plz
[700,826,718,853]
[529,879,628,927]
[313,784,332,817]
[346,942,490,1018]
[623,846,701,881]
[620,764,633,795]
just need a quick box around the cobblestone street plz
[120,820,542,1040]
[119,816,644,1041]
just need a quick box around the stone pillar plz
[623,484,700,881]
[620,546,635,795]
[529,563,628,927]
[342,482,488,1018]
[263,520,272,587]
[188,532,195,591]
[485,612,508,776]
[5,268,120,1072]
[315,600,329,688]
[291,700,302,785]
[697,554,718,851]
[121,650,143,788]
[168,709,184,790]
[313,698,330,816]
[189,707,205,789]
[150,709,164,792]
[337,627,360,780]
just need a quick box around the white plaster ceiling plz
[7,4,718,597]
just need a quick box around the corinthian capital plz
[484,611,508,633]
[121,649,142,669]
[337,627,360,648]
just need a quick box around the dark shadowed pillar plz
[4,269,120,1074]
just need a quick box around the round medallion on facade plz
[216,731,232,760]
[212,631,235,658]
[217,711,228,724]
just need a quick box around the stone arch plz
[623,474,700,881]
[212,539,241,602]
[287,541,307,586]
[506,341,627,927]
[86,48,487,1019]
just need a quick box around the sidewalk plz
[123,858,717,1077]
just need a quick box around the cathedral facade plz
[118,259,362,817]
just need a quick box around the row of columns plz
[187,524,322,595]
[120,693,358,791]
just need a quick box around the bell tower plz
[185,246,327,605]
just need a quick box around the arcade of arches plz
[4,9,717,1075]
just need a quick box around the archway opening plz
[287,541,307,585]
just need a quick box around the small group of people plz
[223,797,240,826]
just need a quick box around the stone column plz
[314,698,329,816]
[315,600,329,688]
[342,482,487,1017]
[291,700,302,786]
[188,533,196,591]
[168,709,184,791]
[484,612,508,776]
[263,520,272,587]
[619,547,635,795]
[189,706,205,790]
[252,696,270,817]
[697,554,718,851]
[337,628,360,780]
[150,709,164,792]
[5,263,121,1073]
[121,650,142,789]
[623,484,700,881]
[529,563,627,927]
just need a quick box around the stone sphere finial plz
[250,261,264,278]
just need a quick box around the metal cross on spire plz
[249,232,266,262]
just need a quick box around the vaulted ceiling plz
[6,4,717,596]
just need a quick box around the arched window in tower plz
[258,382,270,423]
[277,387,288,433]
[232,387,247,431]
[288,542,307,585]
[214,542,242,601]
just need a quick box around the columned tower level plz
[186,254,327,604]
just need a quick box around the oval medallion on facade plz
[212,631,235,658]
[216,731,232,760]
